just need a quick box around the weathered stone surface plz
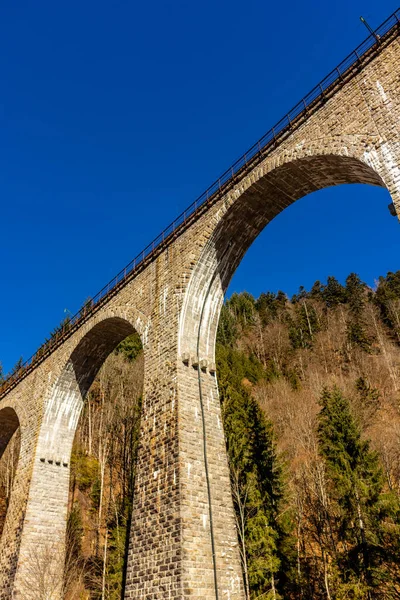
[0,28,399,600]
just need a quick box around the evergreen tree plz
[288,301,320,350]
[256,291,287,326]
[217,343,294,599]
[374,271,400,343]
[321,276,347,308]
[317,387,398,597]
[217,304,238,347]
[346,322,372,353]
[310,280,324,301]
[346,273,367,314]
[115,332,143,361]
[345,274,372,352]
[227,292,256,329]
[292,286,309,304]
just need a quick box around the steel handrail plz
[1,8,399,398]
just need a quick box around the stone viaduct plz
[0,11,399,599]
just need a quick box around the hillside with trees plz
[2,271,400,598]
[217,271,400,599]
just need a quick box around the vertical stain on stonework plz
[377,80,390,105]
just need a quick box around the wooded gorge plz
[2,271,400,599]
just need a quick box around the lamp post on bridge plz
[360,16,381,43]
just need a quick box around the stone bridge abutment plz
[0,23,399,600]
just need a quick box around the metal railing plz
[1,8,399,398]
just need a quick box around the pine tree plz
[115,332,143,361]
[345,273,367,314]
[217,342,294,599]
[310,280,324,300]
[255,291,287,326]
[317,386,398,597]
[345,274,372,352]
[288,301,320,350]
[374,271,400,344]
[227,292,257,329]
[292,286,309,304]
[217,304,238,347]
[321,276,347,308]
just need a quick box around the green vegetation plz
[316,386,400,597]
[213,272,400,599]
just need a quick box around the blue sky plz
[1,1,399,373]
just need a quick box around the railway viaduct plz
[0,10,399,599]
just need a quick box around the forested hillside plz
[2,271,400,599]
[216,272,400,600]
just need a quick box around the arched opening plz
[228,182,398,299]
[66,328,143,599]
[179,153,388,363]
[14,317,144,600]
[180,152,400,599]
[0,407,20,540]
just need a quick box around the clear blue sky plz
[1,1,399,373]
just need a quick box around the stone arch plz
[0,407,20,460]
[179,139,396,364]
[30,306,148,459]
[0,407,21,539]
[48,304,150,386]
[12,314,145,599]
[39,315,141,463]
